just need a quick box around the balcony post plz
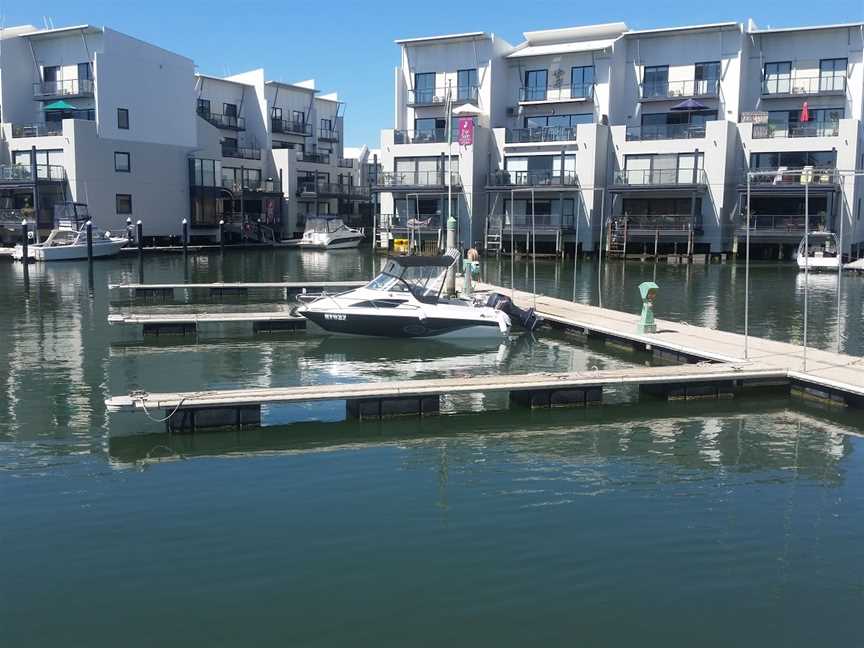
[560,150,566,185]
[240,165,246,246]
[30,146,39,226]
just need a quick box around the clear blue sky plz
[4,0,861,147]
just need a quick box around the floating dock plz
[108,311,306,340]
[108,280,366,303]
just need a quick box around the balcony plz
[221,177,282,194]
[761,75,846,97]
[752,122,840,139]
[490,213,576,230]
[739,214,812,232]
[33,78,95,99]
[300,181,369,199]
[298,152,331,164]
[406,85,479,107]
[11,122,64,138]
[271,118,311,136]
[198,109,246,131]
[505,126,578,144]
[337,158,354,168]
[487,170,579,188]
[375,171,461,189]
[639,79,719,101]
[518,84,594,103]
[625,124,706,141]
[0,164,66,183]
[615,214,703,232]
[319,128,339,143]
[394,129,448,145]
[746,168,839,186]
[613,168,707,186]
[221,144,261,160]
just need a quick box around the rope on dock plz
[129,389,188,423]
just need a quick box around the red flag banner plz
[457,117,474,146]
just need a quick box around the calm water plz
[1,250,863,647]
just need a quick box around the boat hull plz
[796,256,840,271]
[301,310,506,338]
[13,239,126,261]
[297,235,363,250]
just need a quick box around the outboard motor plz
[485,293,543,332]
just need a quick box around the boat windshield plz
[365,259,448,300]
[799,234,838,258]
[306,218,348,234]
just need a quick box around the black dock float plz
[346,395,440,420]
[510,386,603,408]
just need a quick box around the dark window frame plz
[570,66,594,98]
[524,69,548,101]
[116,194,133,214]
[114,151,131,173]
[197,98,211,115]
[457,68,478,101]
[117,108,129,130]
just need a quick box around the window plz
[819,58,846,92]
[117,108,129,130]
[694,61,720,95]
[223,103,237,117]
[522,114,590,139]
[523,70,547,101]
[222,136,238,151]
[751,151,836,170]
[642,66,669,98]
[414,72,436,104]
[197,98,211,116]
[640,110,716,137]
[457,68,478,101]
[570,66,594,99]
[414,118,445,142]
[114,152,131,173]
[503,154,575,184]
[116,194,132,214]
[624,153,703,184]
[292,110,305,126]
[243,168,261,189]
[767,107,843,136]
[78,62,92,80]
[394,156,457,185]
[502,197,575,227]
[272,140,293,149]
[43,65,60,82]
[320,118,332,133]
[13,149,64,167]
[271,107,282,120]
[190,159,220,187]
[763,62,792,95]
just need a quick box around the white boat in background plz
[796,231,841,271]
[13,204,127,261]
[297,217,363,250]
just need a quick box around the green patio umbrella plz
[42,100,78,111]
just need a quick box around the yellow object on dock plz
[393,238,410,254]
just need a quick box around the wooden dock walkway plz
[108,311,306,338]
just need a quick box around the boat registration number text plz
[324,313,347,321]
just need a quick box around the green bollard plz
[637,281,658,334]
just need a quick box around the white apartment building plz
[0,23,369,244]
[379,19,864,258]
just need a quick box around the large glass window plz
[694,61,720,95]
[117,108,129,130]
[764,62,792,94]
[394,156,457,185]
[819,58,846,92]
[504,154,575,184]
[457,68,478,101]
[414,72,436,104]
[624,153,703,184]
[524,70,548,101]
[751,151,836,169]
[642,66,669,98]
[570,66,594,99]
[197,98,211,116]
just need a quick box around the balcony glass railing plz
[298,152,331,164]
[739,214,816,231]
[625,124,706,141]
[300,181,369,198]
[376,171,461,187]
[221,145,261,160]
[199,110,246,130]
[752,122,840,139]
[220,177,282,193]
[761,75,846,96]
[407,85,479,106]
[271,118,311,136]
[12,122,64,138]
[33,78,95,98]
[337,158,354,168]
[613,168,707,186]
[616,214,703,230]
[491,213,576,229]
[394,129,448,144]
[747,168,839,185]
[505,126,578,143]
[518,84,594,102]
[487,170,579,187]
[0,164,66,182]
[319,128,339,142]
[640,79,719,99]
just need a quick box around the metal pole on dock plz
[86,220,93,263]
[446,215,457,296]
[803,179,809,371]
[597,188,605,309]
[20,219,28,263]
[219,219,225,249]
[531,188,536,310]
[510,188,515,300]
[126,217,133,244]
[182,218,188,256]
[572,194,580,302]
[744,173,751,360]
[836,172,845,355]
[136,220,143,254]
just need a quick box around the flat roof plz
[395,31,489,45]
[20,24,102,38]
[626,21,740,37]
[749,21,864,34]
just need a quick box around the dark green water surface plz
[1,250,862,647]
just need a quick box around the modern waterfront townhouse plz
[0,24,196,243]
[736,21,864,259]
[375,31,513,251]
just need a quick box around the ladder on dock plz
[607,219,627,258]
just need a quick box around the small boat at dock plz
[796,231,840,271]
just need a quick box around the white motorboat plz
[13,215,127,261]
[297,217,363,250]
[297,249,539,339]
[796,231,841,271]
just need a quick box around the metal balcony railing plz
[376,171,461,187]
[406,85,479,106]
[301,181,370,199]
[761,75,846,97]
[487,170,579,187]
[271,118,311,136]
[11,122,64,138]
[739,214,816,231]
[319,128,339,142]
[492,213,576,229]
[0,164,66,183]
[746,168,839,185]
[298,152,331,164]
[518,84,594,102]
[221,177,282,193]
[640,79,719,100]
[616,214,703,230]
[505,126,578,143]
[198,110,246,130]
[380,213,442,229]
[33,78,95,98]
[752,122,840,139]
[394,129,448,144]
[613,168,707,186]
[625,124,707,141]
[221,145,261,160]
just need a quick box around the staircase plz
[607,219,628,258]
[484,218,504,255]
